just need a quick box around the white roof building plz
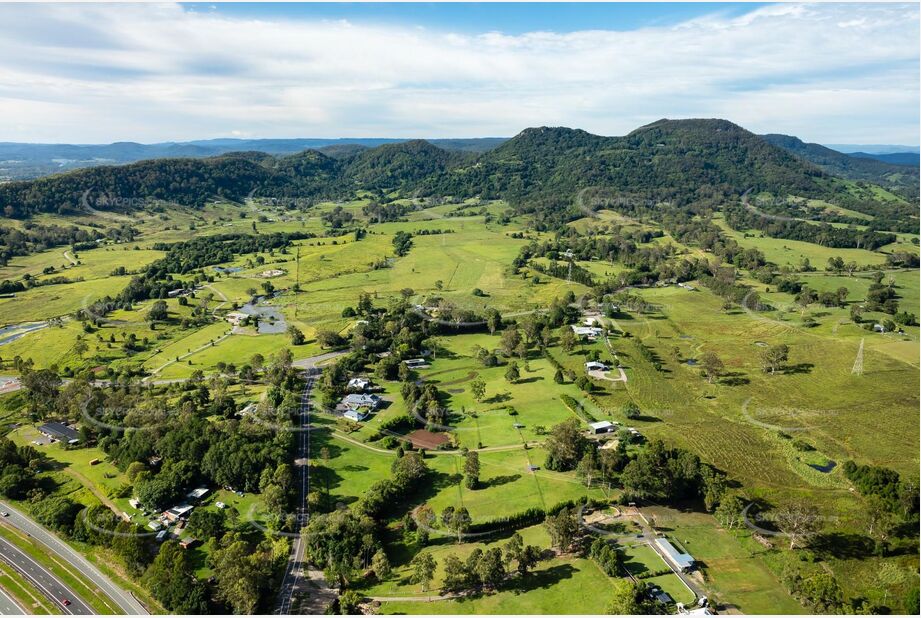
[342,393,381,410]
[347,377,371,391]
[344,409,370,422]
[654,538,695,572]
[572,325,604,338]
[588,421,617,434]
[585,361,608,371]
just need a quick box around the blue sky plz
[190,3,767,35]
[0,3,917,144]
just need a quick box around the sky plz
[0,2,917,145]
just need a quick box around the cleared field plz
[0,276,132,323]
[366,525,616,614]
[713,215,887,267]
[642,507,805,614]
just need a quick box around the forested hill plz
[420,120,827,204]
[762,133,919,201]
[0,119,914,233]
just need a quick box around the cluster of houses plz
[141,487,210,544]
[336,377,383,421]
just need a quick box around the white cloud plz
[0,2,916,143]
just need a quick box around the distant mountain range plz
[760,134,919,200]
[2,133,917,183]
[825,144,920,155]
[847,152,920,166]
[0,119,914,235]
[0,137,507,181]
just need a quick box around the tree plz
[504,362,520,384]
[371,549,392,580]
[622,401,641,420]
[476,547,506,589]
[544,418,590,471]
[470,377,486,403]
[442,506,471,543]
[544,507,580,552]
[486,308,502,335]
[73,339,89,358]
[606,579,643,614]
[699,351,724,384]
[188,509,226,540]
[338,590,362,615]
[392,231,413,256]
[795,287,817,316]
[714,493,747,529]
[441,554,468,593]
[410,552,437,591]
[125,461,147,482]
[760,344,789,375]
[559,327,576,353]
[147,299,169,324]
[316,330,345,349]
[553,368,564,384]
[499,327,521,357]
[775,501,821,550]
[142,541,209,613]
[21,368,61,416]
[464,450,480,490]
[287,325,305,345]
[576,451,599,488]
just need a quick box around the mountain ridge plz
[0,119,913,235]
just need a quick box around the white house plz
[585,361,608,372]
[403,358,429,369]
[344,409,370,422]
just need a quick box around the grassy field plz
[366,525,616,614]
[642,506,806,614]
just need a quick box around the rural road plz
[276,368,336,615]
[0,535,91,615]
[0,501,148,615]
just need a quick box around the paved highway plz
[275,368,336,615]
[0,586,24,615]
[0,501,149,615]
[0,535,91,614]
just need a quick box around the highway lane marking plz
[0,538,84,615]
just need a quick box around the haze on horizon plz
[0,2,917,145]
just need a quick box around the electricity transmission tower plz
[851,338,864,376]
